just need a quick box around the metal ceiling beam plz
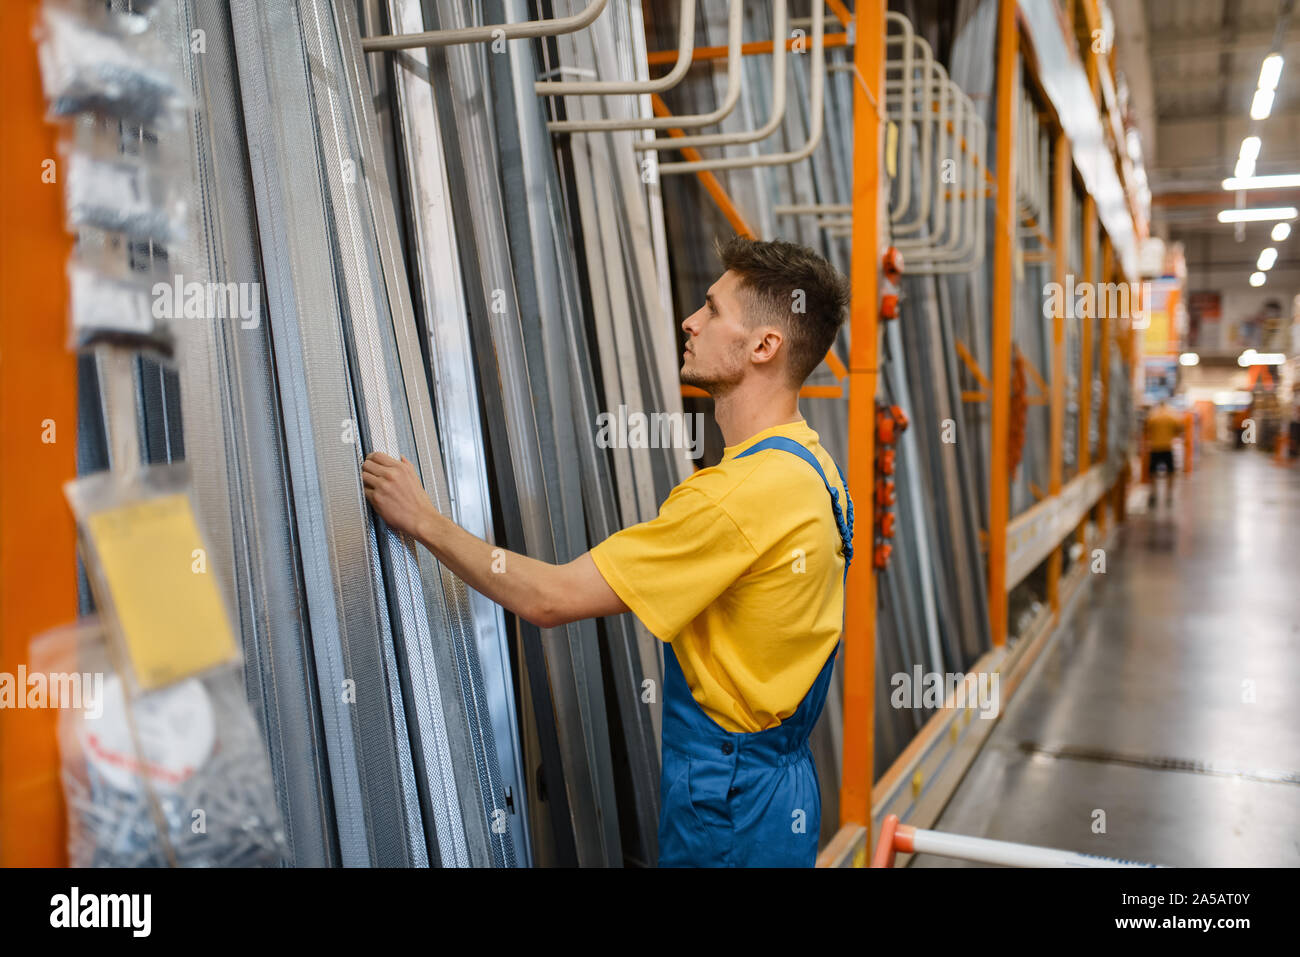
[1153,106,1300,123]
[1150,186,1300,206]
[1151,70,1300,95]
[1148,29,1300,57]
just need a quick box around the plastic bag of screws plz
[41,627,287,867]
[67,258,176,358]
[36,3,190,131]
[63,144,189,245]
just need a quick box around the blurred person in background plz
[1145,399,1184,508]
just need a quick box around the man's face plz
[680,270,761,394]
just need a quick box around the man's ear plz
[750,326,784,367]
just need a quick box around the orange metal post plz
[0,0,76,865]
[988,0,1018,646]
[840,0,884,835]
[1047,129,1068,614]
[1097,238,1114,531]
[1076,195,1096,546]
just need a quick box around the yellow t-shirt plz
[1146,408,1184,452]
[589,419,847,733]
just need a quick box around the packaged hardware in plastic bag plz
[36,3,190,130]
[64,143,188,244]
[68,251,176,357]
[52,463,287,866]
[30,620,288,868]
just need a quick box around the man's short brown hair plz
[715,235,850,386]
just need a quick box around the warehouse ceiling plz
[1115,0,1300,278]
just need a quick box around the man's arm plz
[362,452,629,628]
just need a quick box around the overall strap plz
[735,436,854,574]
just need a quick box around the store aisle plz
[913,449,1300,867]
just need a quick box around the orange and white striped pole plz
[871,815,1159,868]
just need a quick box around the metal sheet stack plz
[359,0,534,868]
[66,3,586,872]
[404,0,624,868]
[209,0,519,866]
[528,0,697,866]
[73,0,697,869]
[343,0,696,867]
[162,0,338,867]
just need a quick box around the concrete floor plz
[913,448,1300,867]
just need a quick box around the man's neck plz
[712,378,802,448]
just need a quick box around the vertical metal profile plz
[421,0,623,867]
[314,0,499,868]
[231,0,424,867]
[485,0,664,865]
[378,0,531,867]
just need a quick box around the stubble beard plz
[681,344,746,396]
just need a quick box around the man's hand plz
[361,451,630,630]
[362,451,435,539]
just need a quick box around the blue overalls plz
[657,436,854,867]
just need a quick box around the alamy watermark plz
[0,666,103,719]
[595,405,706,461]
[1042,276,1151,329]
[50,887,150,937]
[152,274,260,329]
[890,665,1000,719]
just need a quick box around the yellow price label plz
[85,493,238,691]
[885,120,899,179]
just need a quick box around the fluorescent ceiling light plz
[1240,351,1286,366]
[1250,87,1275,120]
[1234,157,1257,180]
[1258,247,1278,270]
[1272,222,1292,242]
[1179,353,1200,366]
[1218,207,1298,223]
[1259,54,1284,91]
[1222,173,1300,190]
[1249,271,1266,286]
[1239,136,1262,161]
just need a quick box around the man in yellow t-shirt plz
[361,236,853,868]
[1145,400,1184,508]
